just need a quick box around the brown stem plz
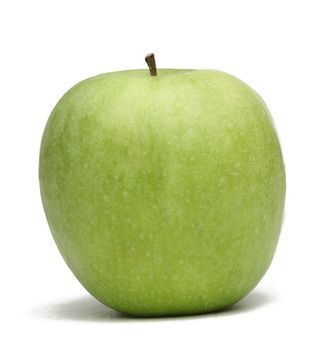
[145,53,157,76]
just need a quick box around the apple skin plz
[39,69,285,317]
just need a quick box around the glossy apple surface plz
[39,69,286,316]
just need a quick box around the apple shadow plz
[32,290,273,322]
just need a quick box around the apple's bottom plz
[90,290,253,318]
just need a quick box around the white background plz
[1,0,320,349]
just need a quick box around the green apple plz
[39,54,285,317]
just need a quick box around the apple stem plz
[145,53,157,76]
